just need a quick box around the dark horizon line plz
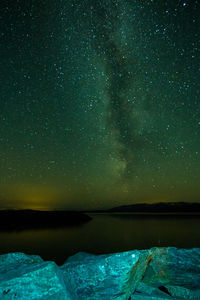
[0,201,200,212]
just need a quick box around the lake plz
[0,213,200,265]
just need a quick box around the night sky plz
[0,0,199,210]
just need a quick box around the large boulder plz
[142,247,200,288]
[0,252,72,299]
[138,247,200,299]
[60,249,153,300]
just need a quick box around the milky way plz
[85,0,141,176]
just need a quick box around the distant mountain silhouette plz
[0,210,92,231]
[108,202,200,213]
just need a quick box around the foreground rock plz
[61,250,153,299]
[142,247,200,289]
[0,253,72,299]
[138,247,200,299]
[0,247,200,299]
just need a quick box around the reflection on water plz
[0,213,200,265]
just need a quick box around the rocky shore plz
[0,247,200,299]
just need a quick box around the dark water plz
[0,213,200,265]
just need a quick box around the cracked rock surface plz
[0,247,199,299]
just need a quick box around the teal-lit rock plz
[132,282,172,299]
[131,294,172,299]
[142,247,200,289]
[165,284,200,299]
[0,253,72,299]
[65,251,97,263]
[0,253,43,277]
[0,248,200,299]
[138,247,200,299]
[61,250,152,299]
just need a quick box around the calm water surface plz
[0,213,200,265]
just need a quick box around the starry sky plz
[0,0,200,210]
